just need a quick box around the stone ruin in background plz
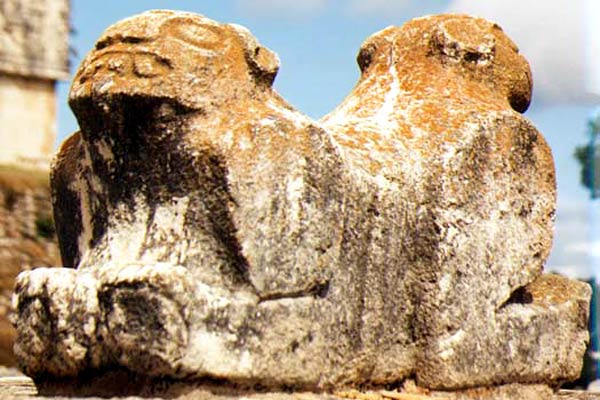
[0,0,70,169]
[11,10,591,398]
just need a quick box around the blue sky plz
[56,0,600,279]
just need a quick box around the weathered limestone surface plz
[12,10,591,394]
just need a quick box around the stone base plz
[0,373,599,400]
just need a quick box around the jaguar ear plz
[356,26,396,75]
[246,45,280,87]
[429,18,496,66]
[229,23,280,87]
[357,41,377,73]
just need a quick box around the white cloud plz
[546,264,592,280]
[566,240,600,256]
[234,0,329,18]
[546,196,591,279]
[346,0,413,15]
[446,0,600,104]
[345,0,444,18]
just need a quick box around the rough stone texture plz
[0,0,70,80]
[12,10,591,394]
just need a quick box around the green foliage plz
[574,110,600,197]
[574,144,596,192]
[35,214,56,239]
[3,187,17,211]
[590,117,600,137]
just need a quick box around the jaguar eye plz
[156,102,176,120]
[133,53,171,77]
[96,35,146,50]
[164,19,221,50]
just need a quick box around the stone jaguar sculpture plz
[17,9,349,385]
[321,14,578,388]
[12,10,590,394]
